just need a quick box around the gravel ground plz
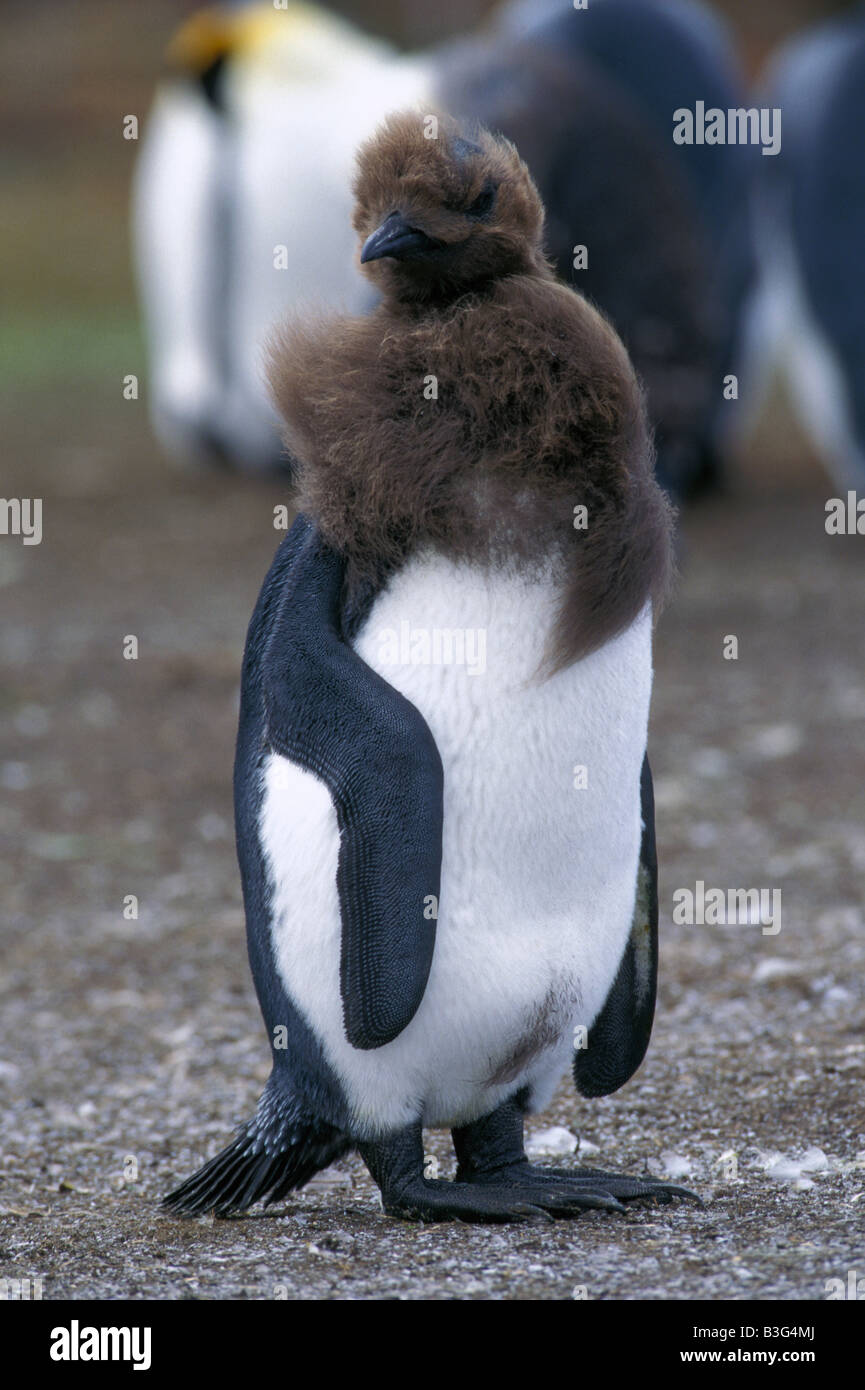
[1,387,863,1301]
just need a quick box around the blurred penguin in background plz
[133,2,433,473]
[753,4,865,490]
[471,0,758,493]
[134,0,755,497]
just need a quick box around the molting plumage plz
[268,110,673,671]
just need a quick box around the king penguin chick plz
[163,110,698,1223]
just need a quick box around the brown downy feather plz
[267,109,674,672]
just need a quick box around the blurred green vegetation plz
[2,151,143,386]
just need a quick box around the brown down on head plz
[266,107,674,672]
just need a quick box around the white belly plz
[259,552,653,1136]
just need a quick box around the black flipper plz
[259,515,444,1050]
[164,517,444,1215]
[574,753,659,1098]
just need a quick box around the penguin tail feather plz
[162,1079,352,1218]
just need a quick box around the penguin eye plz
[465,182,496,220]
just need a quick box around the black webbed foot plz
[359,1100,700,1226]
[359,1126,623,1223]
[451,1096,701,1213]
[385,1177,622,1223]
[457,1159,700,1208]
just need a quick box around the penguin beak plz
[360,212,441,263]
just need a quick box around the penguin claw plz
[508,1203,554,1224]
[564,1166,703,1207]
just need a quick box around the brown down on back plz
[267,108,675,673]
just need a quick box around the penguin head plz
[352,109,548,304]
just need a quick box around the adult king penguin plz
[753,5,865,489]
[164,112,696,1222]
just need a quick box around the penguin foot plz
[385,1177,624,1223]
[360,1123,620,1223]
[359,1129,620,1222]
[451,1096,700,1212]
[456,1161,700,1209]
[359,1114,699,1224]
